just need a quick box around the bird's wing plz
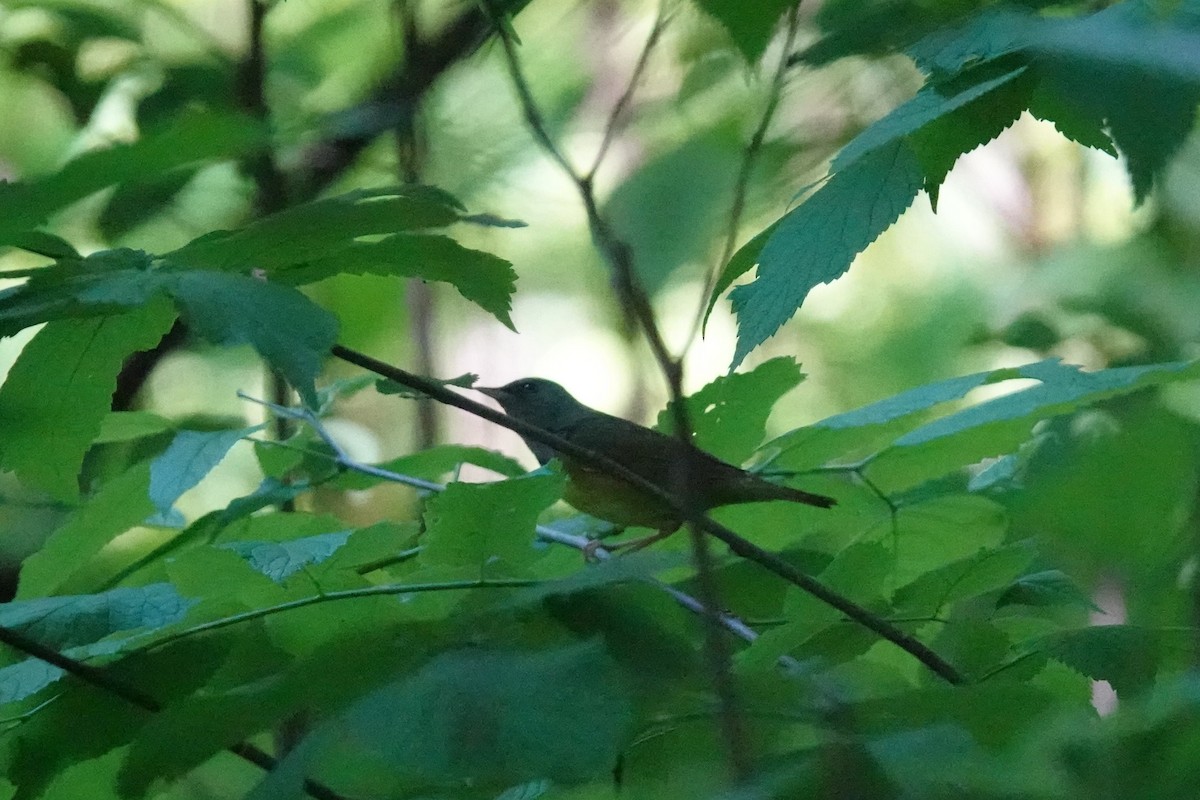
[562,414,739,489]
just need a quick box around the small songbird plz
[477,378,835,550]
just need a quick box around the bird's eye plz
[519,382,535,393]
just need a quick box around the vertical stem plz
[395,0,441,448]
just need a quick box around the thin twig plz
[584,0,671,181]
[688,5,802,349]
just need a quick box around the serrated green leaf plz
[869,359,1200,492]
[0,111,264,246]
[0,299,176,501]
[893,541,1036,617]
[997,569,1100,612]
[165,187,462,272]
[692,0,795,62]
[905,6,1037,76]
[17,462,155,599]
[728,141,924,368]
[656,357,803,465]
[149,426,262,515]
[892,494,1009,585]
[832,66,1028,173]
[1034,625,1162,697]
[420,472,564,575]
[909,67,1033,208]
[221,530,353,582]
[288,234,517,329]
[0,253,338,407]
[164,271,338,408]
[94,411,175,444]
[0,582,195,649]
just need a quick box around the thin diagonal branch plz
[584,0,671,181]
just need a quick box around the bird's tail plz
[729,475,836,509]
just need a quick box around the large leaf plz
[284,233,517,329]
[726,141,924,368]
[867,359,1200,491]
[419,472,564,576]
[164,187,462,271]
[0,582,194,651]
[0,111,264,246]
[248,642,633,798]
[0,250,339,406]
[656,356,804,465]
[0,300,176,501]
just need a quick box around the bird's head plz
[476,378,591,432]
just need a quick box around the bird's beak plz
[476,386,502,400]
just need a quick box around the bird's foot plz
[602,528,675,555]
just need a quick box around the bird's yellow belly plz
[562,466,680,532]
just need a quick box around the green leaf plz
[657,356,803,465]
[9,230,81,259]
[419,472,564,575]
[94,411,175,444]
[728,141,925,368]
[692,0,796,62]
[0,252,339,407]
[908,67,1033,208]
[376,371,479,398]
[703,220,778,332]
[997,569,1099,612]
[221,530,354,582]
[117,636,297,798]
[0,111,264,246]
[0,582,195,649]
[163,271,338,408]
[149,426,263,516]
[831,66,1028,173]
[869,359,1200,492]
[763,360,1009,471]
[164,187,462,272]
[1030,1,1200,201]
[1034,625,1162,697]
[0,299,176,501]
[7,638,226,800]
[892,541,1036,617]
[891,494,1009,585]
[261,642,632,795]
[288,234,518,329]
[16,462,155,599]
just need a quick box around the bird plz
[476,378,835,551]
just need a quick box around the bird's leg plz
[582,526,626,562]
[602,525,679,555]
